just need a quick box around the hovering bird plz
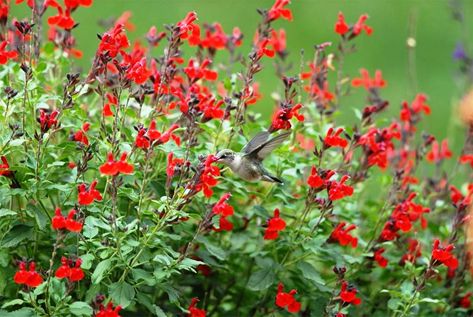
[215,131,290,184]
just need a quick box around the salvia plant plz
[0,0,472,316]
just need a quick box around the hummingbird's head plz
[215,149,236,165]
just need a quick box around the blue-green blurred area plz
[10,0,473,149]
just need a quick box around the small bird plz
[215,131,290,184]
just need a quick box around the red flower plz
[146,26,166,47]
[329,222,358,248]
[96,302,122,317]
[339,281,362,305]
[267,0,293,22]
[459,292,472,309]
[64,0,92,9]
[426,139,452,163]
[270,29,286,55]
[135,121,180,150]
[0,41,18,64]
[38,110,59,133]
[275,282,301,313]
[431,239,459,270]
[98,23,129,58]
[335,12,349,35]
[200,98,225,120]
[0,156,12,177]
[400,94,431,123]
[167,152,185,179]
[324,127,348,148]
[47,1,75,30]
[307,166,324,188]
[125,57,151,85]
[400,239,422,265]
[187,297,206,317]
[52,208,82,232]
[14,261,43,288]
[77,180,103,205]
[353,14,372,36]
[460,154,473,168]
[373,248,388,268]
[197,155,220,198]
[184,59,217,81]
[177,12,198,40]
[99,152,134,176]
[351,69,386,90]
[328,175,353,201]
[212,193,234,217]
[55,257,84,282]
[264,208,286,240]
[103,93,118,117]
[270,103,304,131]
[73,122,90,146]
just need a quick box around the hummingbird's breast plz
[232,156,262,182]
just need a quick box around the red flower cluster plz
[400,94,431,129]
[339,281,362,305]
[197,155,220,198]
[324,127,348,148]
[264,208,286,240]
[431,239,459,270]
[329,222,358,248]
[187,297,206,317]
[103,93,118,117]
[184,59,218,82]
[0,156,12,177]
[55,257,84,282]
[135,121,180,150]
[13,261,43,288]
[96,301,122,317]
[307,166,329,188]
[357,123,400,169]
[450,184,473,208]
[373,248,388,267]
[176,11,198,40]
[38,109,59,133]
[275,282,301,313]
[270,104,304,131]
[73,122,90,146]
[78,180,103,205]
[52,208,83,232]
[0,41,18,64]
[212,193,234,231]
[267,0,292,22]
[99,152,134,176]
[98,23,130,58]
[426,139,452,163]
[328,175,354,201]
[194,23,243,50]
[166,152,185,179]
[46,0,89,30]
[379,193,430,241]
[335,12,372,37]
[351,69,386,90]
[400,238,422,265]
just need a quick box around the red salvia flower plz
[52,208,82,232]
[38,109,59,133]
[270,103,304,131]
[96,302,122,317]
[339,281,362,305]
[324,127,348,148]
[55,257,84,282]
[328,175,354,201]
[459,292,472,309]
[14,261,43,288]
[0,41,18,64]
[184,59,218,81]
[73,122,90,146]
[0,156,12,177]
[270,29,286,55]
[200,98,225,120]
[426,139,452,163]
[373,248,388,268]
[103,93,118,117]
[334,12,349,35]
[176,11,198,40]
[275,282,301,313]
[99,152,134,176]
[264,208,286,240]
[64,0,92,9]
[431,239,459,270]
[47,1,75,30]
[125,57,151,85]
[166,152,185,179]
[329,222,358,248]
[146,26,166,47]
[52,207,66,230]
[187,297,206,317]
[351,69,386,90]
[98,23,129,58]
[77,180,102,205]
[400,238,422,265]
[255,37,275,59]
[459,154,473,168]
[353,14,372,36]
[267,0,293,22]
[212,193,234,217]
[307,166,324,188]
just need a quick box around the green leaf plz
[0,308,37,317]
[91,259,112,284]
[196,236,227,260]
[247,267,275,291]
[1,225,33,248]
[154,305,167,317]
[297,261,325,286]
[69,301,93,316]
[0,209,16,217]
[79,254,94,270]
[109,282,135,308]
[1,299,24,309]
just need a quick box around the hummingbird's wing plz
[241,131,270,154]
[245,131,291,161]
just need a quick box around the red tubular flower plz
[329,222,358,248]
[267,0,293,22]
[426,139,452,163]
[0,41,18,64]
[99,152,134,176]
[146,26,166,47]
[459,154,473,168]
[0,156,12,177]
[47,2,75,30]
[184,59,217,81]
[270,103,304,131]
[176,11,198,40]
[270,29,286,55]
[69,259,85,281]
[38,109,59,133]
[197,155,220,198]
[200,98,224,120]
[116,152,134,174]
[64,0,92,9]
[77,180,102,205]
[187,297,206,317]
[400,239,422,265]
[212,193,234,217]
[73,122,90,146]
[431,239,459,270]
[335,12,349,35]
[65,209,83,232]
[328,175,353,201]
[275,282,301,313]
[52,207,66,230]
[125,57,151,85]
[166,152,185,179]
[373,248,388,268]
[55,257,71,279]
[307,166,324,188]
[103,93,118,117]
[339,281,362,305]
[98,23,130,58]
[255,37,275,58]
[135,129,150,150]
[96,302,122,317]
[324,127,348,148]
[353,14,372,36]
[351,69,386,90]
[14,261,43,288]
[459,292,472,309]
[264,208,286,240]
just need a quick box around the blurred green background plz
[11,0,473,151]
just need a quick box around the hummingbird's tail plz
[262,173,284,185]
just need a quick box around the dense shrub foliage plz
[0,0,472,316]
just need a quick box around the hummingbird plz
[215,131,291,184]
